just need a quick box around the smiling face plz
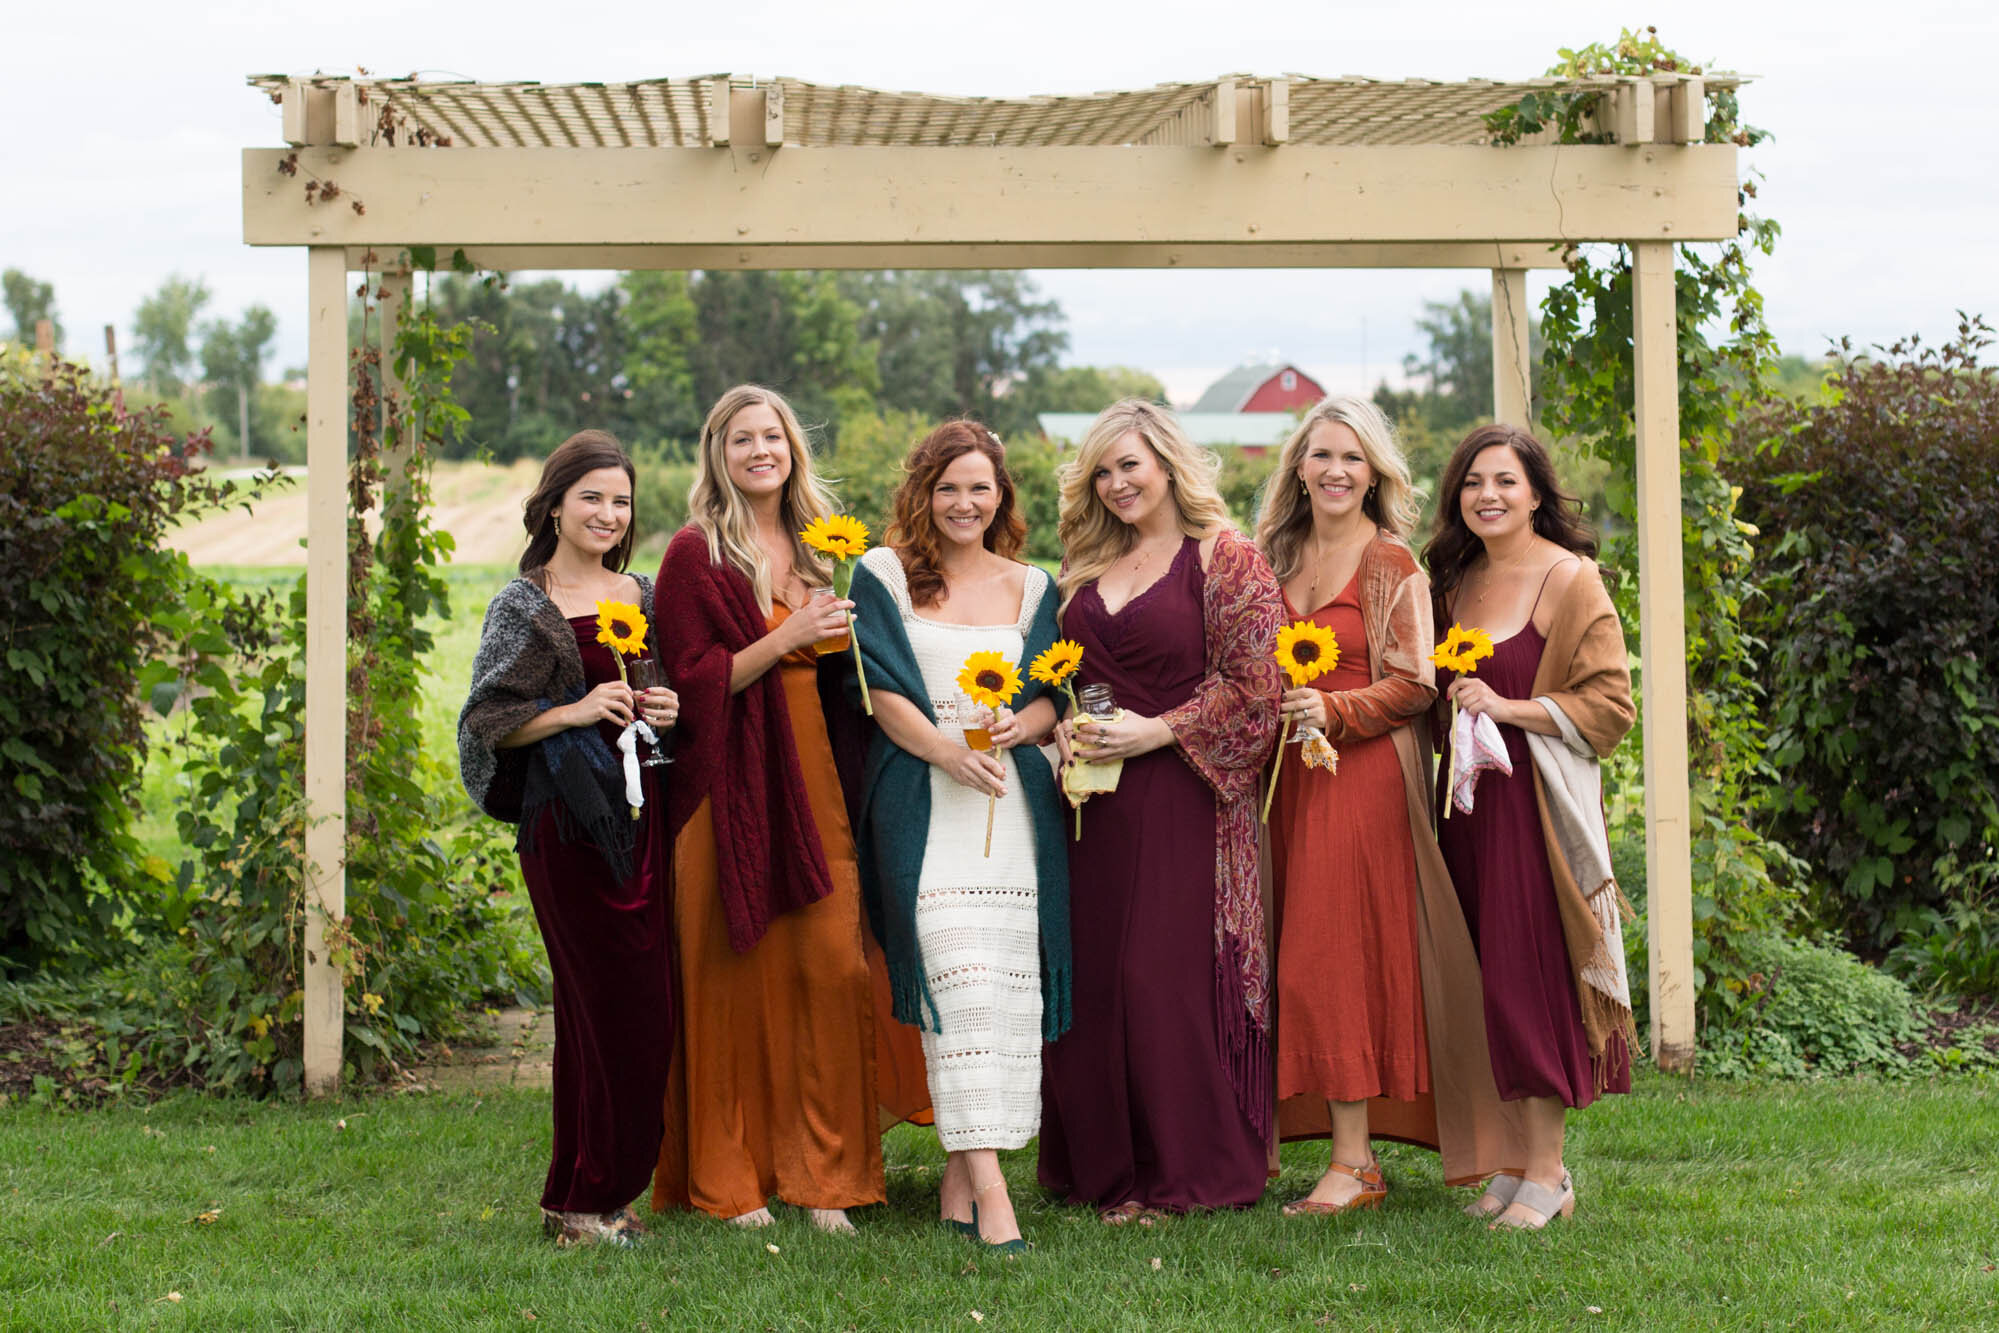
[1298,420,1375,523]
[1458,443,1539,543]
[553,465,634,559]
[1092,429,1172,528]
[723,402,794,500]
[930,448,1000,550]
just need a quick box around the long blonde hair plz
[687,384,840,608]
[1254,395,1418,582]
[1056,399,1233,614]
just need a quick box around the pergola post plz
[302,244,349,1096]
[1490,267,1531,426]
[377,262,413,501]
[1631,239,1696,1072]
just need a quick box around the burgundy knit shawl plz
[657,525,833,952]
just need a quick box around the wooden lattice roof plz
[246,71,1740,150]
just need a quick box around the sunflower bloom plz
[1432,623,1496,675]
[1264,619,1340,822]
[595,600,648,658]
[796,512,874,713]
[957,651,1024,710]
[1275,620,1340,688]
[799,513,870,561]
[1028,640,1085,688]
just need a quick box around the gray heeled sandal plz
[1464,1172,1522,1218]
[1489,1172,1575,1230]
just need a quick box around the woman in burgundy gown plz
[458,430,678,1247]
[1040,400,1282,1220]
[1425,423,1636,1231]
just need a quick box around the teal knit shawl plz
[850,553,1072,1042]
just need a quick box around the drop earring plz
[552,514,562,536]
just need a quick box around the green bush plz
[1731,318,1999,952]
[0,354,226,969]
[1700,934,1921,1078]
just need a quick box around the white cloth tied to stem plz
[1448,706,1512,813]
[616,721,651,811]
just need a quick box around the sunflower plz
[799,513,870,561]
[1028,640,1085,687]
[1274,620,1340,688]
[594,599,648,658]
[1431,623,1496,675]
[957,651,1024,709]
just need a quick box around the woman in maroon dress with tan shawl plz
[1040,400,1282,1221]
[1425,423,1637,1231]
[649,385,929,1235]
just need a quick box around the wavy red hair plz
[884,420,1026,608]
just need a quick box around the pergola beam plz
[340,241,1569,272]
[244,143,1739,248]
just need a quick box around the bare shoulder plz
[1197,528,1227,571]
[1533,548,1588,629]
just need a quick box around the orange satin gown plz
[652,604,929,1219]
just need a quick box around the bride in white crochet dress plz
[854,424,1063,1251]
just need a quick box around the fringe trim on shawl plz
[1215,933,1273,1138]
[515,790,635,883]
[883,953,943,1035]
[1041,960,1073,1043]
[1578,874,1639,1095]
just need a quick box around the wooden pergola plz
[242,70,1737,1094]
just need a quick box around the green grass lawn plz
[3,1074,1993,1329]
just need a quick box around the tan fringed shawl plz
[1523,560,1638,1086]
[1271,531,1527,1185]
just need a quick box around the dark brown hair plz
[885,420,1026,608]
[518,429,637,587]
[1422,423,1597,603]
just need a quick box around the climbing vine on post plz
[1488,28,1806,1036]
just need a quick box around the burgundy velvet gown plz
[1436,625,1631,1108]
[1038,538,1268,1211]
[515,617,674,1213]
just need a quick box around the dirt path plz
[168,460,541,567]
[412,1006,554,1093]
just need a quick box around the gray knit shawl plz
[457,574,656,824]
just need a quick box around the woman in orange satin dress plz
[651,385,928,1234]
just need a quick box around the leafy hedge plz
[0,354,219,967]
[1731,319,1999,959]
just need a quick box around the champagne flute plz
[629,658,674,766]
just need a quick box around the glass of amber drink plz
[808,586,849,656]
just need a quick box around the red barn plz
[1190,362,1325,414]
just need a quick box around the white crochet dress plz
[861,547,1045,1152]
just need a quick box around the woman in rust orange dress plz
[1258,397,1523,1215]
[651,384,928,1234]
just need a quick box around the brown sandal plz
[1098,1201,1155,1227]
[1282,1157,1387,1216]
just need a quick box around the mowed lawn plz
[2,1074,1993,1330]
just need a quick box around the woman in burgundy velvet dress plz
[458,430,678,1247]
[1040,400,1283,1221]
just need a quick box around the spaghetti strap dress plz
[1435,612,1631,1108]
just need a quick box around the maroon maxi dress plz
[1435,625,1631,1108]
[1039,538,1268,1211]
[516,617,674,1213]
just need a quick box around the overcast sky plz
[4,0,1994,406]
